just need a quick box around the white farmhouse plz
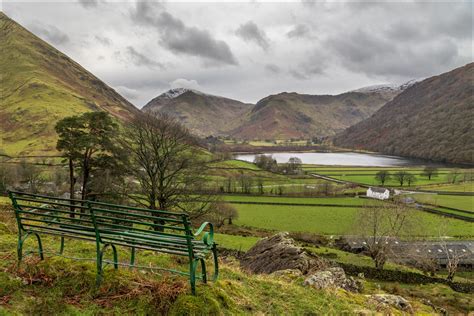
[366,187,390,200]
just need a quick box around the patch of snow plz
[352,78,422,93]
[157,88,212,100]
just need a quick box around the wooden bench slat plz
[92,214,186,232]
[90,206,184,223]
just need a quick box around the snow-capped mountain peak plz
[159,88,194,99]
[352,79,422,94]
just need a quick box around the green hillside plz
[0,12,138,156]
[334,63,474,164]
[230,91,395,140]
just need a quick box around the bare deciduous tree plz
[204,202,238,228]
[352,201,416,269]
[447,169,461,184]
[18,161,45,193]
[123,113,216,226]
[422,166,438,180]
[393,171,410,186]
[375,170,391,185]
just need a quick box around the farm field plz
[209,159,263,170]
[305,166,472,186]
[221,195,371,206]
[231,203,474,237]
[419,182,474,192]
[412,194,474,212]
[433,207,474,219]
[329,174,449,187]
[214,233,260,251]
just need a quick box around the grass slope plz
[0,12,138,156]
[0,221,399,315]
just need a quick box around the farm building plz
[366,187,390,200]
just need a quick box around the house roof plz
[369,187,388,193]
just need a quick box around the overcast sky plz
[3,0,473,107]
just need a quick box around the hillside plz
[0,204,458,315]
[230,91,397,140]
[333,63,474,164]
[143,88,252,137]
[0,12,139,156]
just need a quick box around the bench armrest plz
[193,222,214,247]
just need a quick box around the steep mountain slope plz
[143,88,252,136]
[230,91,397,140]
[334,63,474,164]
[0,12,139,155]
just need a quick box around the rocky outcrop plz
[303,267,362,292]
[240,232,328,274]
[369,294,413,312]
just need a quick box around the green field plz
[305,166,473,188]
[231,202,473,237]
[214,233,260,251]
[420,182,474,192]
[412,194,473,212]
[221,195,370,206]
[330,174,448,186]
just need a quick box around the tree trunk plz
[81,154,90,203]
[69,158,76,218]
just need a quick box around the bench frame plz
[8,191,218,294]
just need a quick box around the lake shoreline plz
[233,151,469,168]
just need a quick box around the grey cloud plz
[287,24,310,38]
[130,3,237,66]
[95,35,111,46]
[78,0,99,8]
[289,69,308,80]
[265,64,281,74]
[236,21,270,50]
[126,46,164,69]
[327,29,462,78]
[289,63,325,80]
[30,23,69,45]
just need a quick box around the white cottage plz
[366,187,390,200]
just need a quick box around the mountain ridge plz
[0,12,139,155]
[333,63,474,164]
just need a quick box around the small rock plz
[369,294,413,312]
[303,267,362,292]
[271,269,303,280]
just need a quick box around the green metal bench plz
[8,191,218,294]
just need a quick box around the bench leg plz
[129,247,136,269]
[199,258,207,284]
[190,260,198,295]
[96,243,119,287]
[18,232,44,266]
[59,237,65,255]
[212,244,219,282]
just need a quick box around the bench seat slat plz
[101,231,209,250]
[93,221,190,240]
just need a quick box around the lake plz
[235,152,422,167]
